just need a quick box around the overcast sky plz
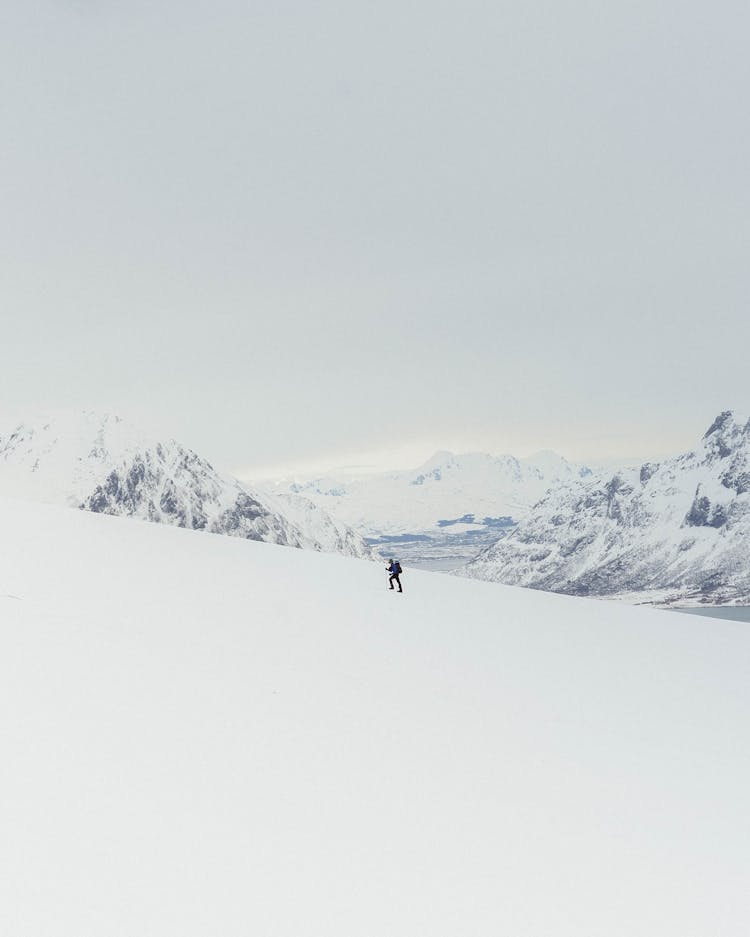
[1,1,748,476]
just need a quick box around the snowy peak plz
[462,410,750,606]
[406,449,583,491]
[277,446,591,537]
[0,411,371,559]
[411,450,456,476]
[700,409,750,463]
[521,449,594,481]
[0,411,139,502]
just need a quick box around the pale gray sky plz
[2,1,748,476]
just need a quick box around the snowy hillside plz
[1,497,749,936]
[463,410,750,606]
[266,449,592,569]
[0,412,370,558]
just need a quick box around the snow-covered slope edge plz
[1,497,749,936]
[462,410,750,606]
[0,411,370,558]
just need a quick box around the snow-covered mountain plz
[462,410,750,606]
[266,449,593,569]
[0,411,370,558]
[2,496,749,936]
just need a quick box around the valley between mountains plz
[2,409,748,607]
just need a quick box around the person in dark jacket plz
[386,559,403,592]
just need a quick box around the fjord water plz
[674,606,750,622]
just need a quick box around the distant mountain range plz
[0,412,370,559]
[461,411,750,607]
[267,450,594,569]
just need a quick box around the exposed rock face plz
[461,411,750,606]
[0,412,370,558]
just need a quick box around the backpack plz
[395,562,402,575]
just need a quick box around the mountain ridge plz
[0,410,370,559]
[461,410,750,606]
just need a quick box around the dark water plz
[673,606,750,623]
[366,527,510,572]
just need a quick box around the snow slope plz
[266,449,593,568]
[462,410,750,605]
[0,411,370,559]
[1,497,749,936]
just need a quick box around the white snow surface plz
[0,411,370,559]
[1,496,749,936]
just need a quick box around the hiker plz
[386,559,403,592]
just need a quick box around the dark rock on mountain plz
[462,411,750,606]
